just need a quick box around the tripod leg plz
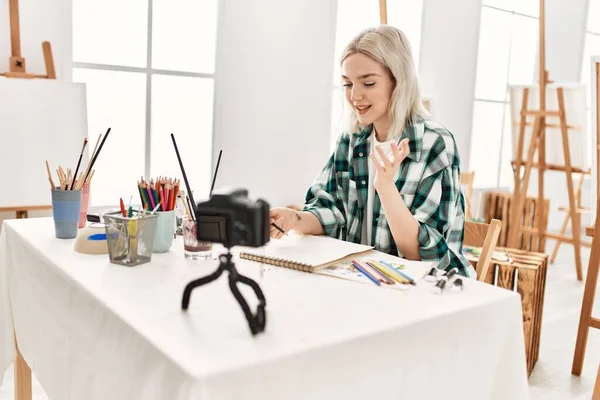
[236,273,267,306]
[181,266,224,310]
[228,277,262,335]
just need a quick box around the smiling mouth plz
[355,105,371,115]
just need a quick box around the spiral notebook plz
[239,234,373,273]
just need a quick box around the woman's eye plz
[364,82,375,87]
[343,83,353,88]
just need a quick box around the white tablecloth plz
[0,218,530,400]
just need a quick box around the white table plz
[0,218,530,400]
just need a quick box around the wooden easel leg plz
[509,114,543,248]
[557,88,583,281]
[379,0,387,24]
[42,41,56,79]
[550,213,570,263]
[14,332,32,400]
[593,364,600,400]
[572,213,600,375]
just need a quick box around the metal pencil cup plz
[103,213,158,266]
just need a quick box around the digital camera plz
[194,187,270,249]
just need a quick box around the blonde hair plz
[339,25,427,139]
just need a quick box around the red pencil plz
[119,198,126,217]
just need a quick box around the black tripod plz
[181,250,267,335]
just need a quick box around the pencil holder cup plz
[103,213,157,266]
[182,216,213,260]
[78,182,91,228]
[51,188,82,239]
[152,210,175,253]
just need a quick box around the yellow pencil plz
[366,260,410,284]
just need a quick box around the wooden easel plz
[571,58,600,377]
[507,0,583,281]
[0,0,56,79]
[549,169,592,263]
[379,0,387,24]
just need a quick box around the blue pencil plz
[352,260,380,286]
[379,259,416,285]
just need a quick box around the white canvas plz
[0,78,87,208]
[591,56,600,222]
[509,83,588,171]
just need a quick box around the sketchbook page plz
[316,251,434,289]
[239,233,373,267]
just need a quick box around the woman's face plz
[341,52,394,132]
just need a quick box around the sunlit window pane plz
[72,69,147,206]
[73,0,148,67]
[152,0,218,73]
[508,15,537,86]
[581,34,600,106]
[588,0,600,34]
[387,0,424,67]
[469,101,505,187]
[512,0,539,18]
[150,75,214,202]
[474,8,512,101]
[331,87,344,151]
[333,0,380,83]
[498,104,514,188]
[482,0,539,17]
[482,0,514,10]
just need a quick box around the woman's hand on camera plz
[269,207,298,239]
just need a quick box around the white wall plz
[0,0,72,80]
[544,0,589,82]
[211,0,337,207]
[419,0,482,171]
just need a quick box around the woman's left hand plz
[370,138,410,191]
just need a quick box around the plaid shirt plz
[303,118,472,277]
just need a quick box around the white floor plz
[0,245,598,399]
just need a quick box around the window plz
[330,0,424,149]
[72,0,218,206]
[581,0,600,168]
[469,1,539,188]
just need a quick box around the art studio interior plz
[0,0,599,399]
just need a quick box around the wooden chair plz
[549,169,592,263]
[464,219,502,282]
[461,171,475,220]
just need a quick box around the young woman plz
[269,25,473,277]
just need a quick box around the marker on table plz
[425,266,438,282]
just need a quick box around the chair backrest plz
[461,171,475,220]
[464,219,502,282]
